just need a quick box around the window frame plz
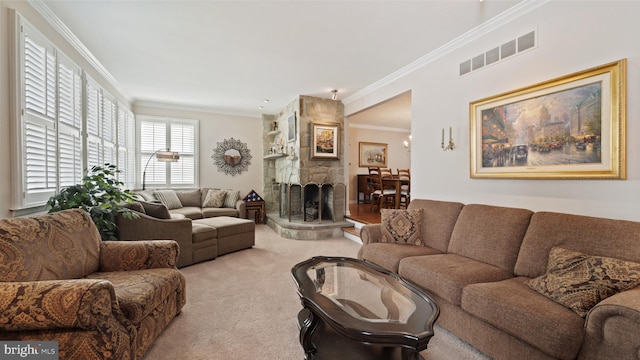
[137,115,199,189]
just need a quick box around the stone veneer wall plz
[262,95,344,215]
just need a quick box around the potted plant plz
[47,163,138,240]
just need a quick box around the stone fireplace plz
[262,96,350,239]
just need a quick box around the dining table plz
[381,175,410,209]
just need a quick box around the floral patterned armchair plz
[0,209,186,360]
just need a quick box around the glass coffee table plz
[291,256,439,360]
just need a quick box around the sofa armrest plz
[361,224,382,245]
[0,279,125,332]
[117,212,193,267]
[100,240,180,271]
[580,286,640,359]
[235,199,246,219]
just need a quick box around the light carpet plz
[143,225,490,360]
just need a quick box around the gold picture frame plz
[358,142,388,167]
[311,122,339,159]
[470,59,626,179]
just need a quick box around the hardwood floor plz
[346,204,381,224]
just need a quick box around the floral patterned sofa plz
[0,209,186,360]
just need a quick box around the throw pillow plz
[380,208,423,246]
[203,189,226,208]
[223,190,240,208]
[139,201,171,219]
[527,247,640,317]
[153,190,183,210]
[175,189,202,207]
[137,190,157,202]
[123,201,145,214]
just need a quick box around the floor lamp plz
[142,148,180,190]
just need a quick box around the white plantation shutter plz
[86,77,103,169]
[170,122,196,184]
[13,14,136,210]
[57,55,82,187]
[22,26,58,205]
[140,120,167,185]
[139,117,198,188]
[117,106,136,188]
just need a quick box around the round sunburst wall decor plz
[212,138,252,176]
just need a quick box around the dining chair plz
[397,168,411,208]
[380,167,394,179]
[368,167,396,212]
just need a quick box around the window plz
[12,13,135,211]
[138,116,198,189]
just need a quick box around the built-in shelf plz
[264,153,287,159]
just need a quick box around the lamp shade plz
[156,151,180,162]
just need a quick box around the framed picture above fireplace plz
[311,122,339,160]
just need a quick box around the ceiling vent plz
[460,30,536,76]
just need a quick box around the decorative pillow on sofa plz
[123,201,146,214]
[175,189,202,207]
[527,247,640,317]
[153,190,183,210]
[138,201,172,219]
[203,189,226,208]
[380,208,423,246]
[223,190,240,208]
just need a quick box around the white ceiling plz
[39,0,522,127]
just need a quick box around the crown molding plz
[27,0,134,103]
[133,100,262,119]
[342,0,551,105]
[348,123,410,133]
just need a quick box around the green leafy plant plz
[47,163,138,240]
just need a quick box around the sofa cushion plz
[175,189,202,207]
[527,247,640,317]
[380,208,423,245]
[407,199,464,253]
[203,189,226,208]
[191,223,217,243]
[398,253,513,305]
[87,268,184,324]
[139,201,172,219]
[202,207,238,218]
[461,277,585,360]
[223,190,241,208]
[515,212,640,278]
[194,217,254,237]
[447,204,532,272]
[153,190,183,210]
[361,242,441,273]
[170,206,203,220]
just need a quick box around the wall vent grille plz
[460,30,536,76]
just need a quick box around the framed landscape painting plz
[358,142,388,167]
[470,59,626,179]
[311,122,339,159]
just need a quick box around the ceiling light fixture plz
[331,89,338,101]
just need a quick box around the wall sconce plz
[403,134,412,152]
[441,127,455,151]
[331,89,338,100]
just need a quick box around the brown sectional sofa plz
[0,209,186,360]
[137,188,246,219]
[359,199,640,360]
[119,188,254,268]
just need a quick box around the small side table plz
[246,201,266,224]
